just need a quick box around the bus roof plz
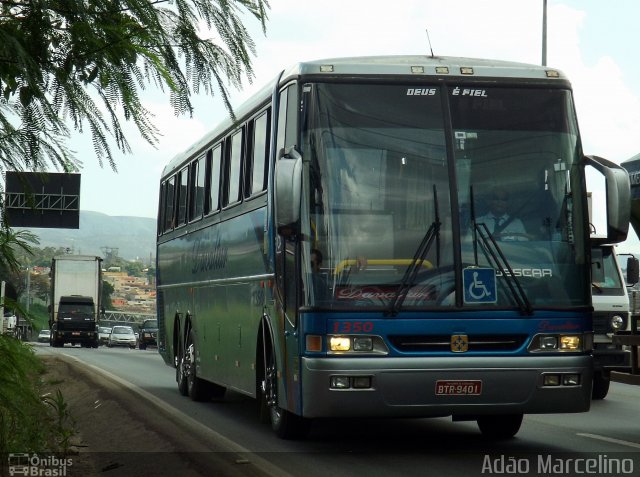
[161,55,568,177]
[281,55,566,80]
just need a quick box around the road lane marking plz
[577,433,640,450]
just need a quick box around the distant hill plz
[18,211,156,262]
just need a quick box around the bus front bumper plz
[300,355,592,418]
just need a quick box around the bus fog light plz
[330,336,351,351]
[330,376,351,389]
[562,374,580,386]
[540,336,558,349]
[560,335,581,351]
[544,374,560,386]
[353,337,373,351]
[352,376,372,389]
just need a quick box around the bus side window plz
[189,155,206,221]
[176,166,189,226]
[225,129,244,206]
[276,84,298,154]
[163,175,176,232]
[250,110,270,195]
[207,144,222,214]
[276,88,288,155]
[157,180,166,236]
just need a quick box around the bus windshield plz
[301,82,588,310]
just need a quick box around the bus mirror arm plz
[275,147,303,237]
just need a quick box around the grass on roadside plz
[0,335,75,454]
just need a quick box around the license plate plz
[72,332,81,336]
[435,380,482,396]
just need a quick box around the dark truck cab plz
[50,295,98,348]
[138,319,158,350]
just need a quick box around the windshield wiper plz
[470,187,533,316]
[387,185,441,316]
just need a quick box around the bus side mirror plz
[627,256,639,286]
[275,147,302,237]
[585,155,630,244]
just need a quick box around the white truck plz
[49,255,103,348]
[590,244,638,399]
[608,156,640,387]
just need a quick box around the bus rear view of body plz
[156,56,630,439]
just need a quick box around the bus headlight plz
[329,336,351,351]
[353,337,373,352]
[559,335,581,350]
[325,335,389,355]
[529,333,589,353]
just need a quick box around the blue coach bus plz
[156,55,630,439]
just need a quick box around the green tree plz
[101,280,114,309]
[0,0,269,173]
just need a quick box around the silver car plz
[107,325,137,349]
[97,326,112,346]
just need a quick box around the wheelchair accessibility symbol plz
[463,267,497,304]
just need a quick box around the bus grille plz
[388,334,528,352]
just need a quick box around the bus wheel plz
[592,372,610,400]
[263,345,310,439]
[176,330,189,397]
[477,414,523,439]
[187,330,225,401]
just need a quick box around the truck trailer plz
[49,255,102,348]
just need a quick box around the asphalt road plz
[34,343,640,477]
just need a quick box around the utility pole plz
[542,0,547,66]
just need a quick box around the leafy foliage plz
[0,0,269,173]
[0,336,75,453]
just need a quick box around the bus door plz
[275,234,303,412]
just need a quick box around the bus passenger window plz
[227,130,243,206]
[163,176,175,232]
[176,166,188,226]
[207,145,222,214]
[157,182,166,236]
[251,111,269,195]
[189,155,206,221]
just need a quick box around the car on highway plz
[37,329,51,343]
[106,325,137,349]
[97,326,112,346]
[138,319,158,350]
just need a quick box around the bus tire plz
[175,320,189,396]
[591,372,610,400]
[187,330,225,401]
[262,338,310,439]
[256,324,271,424]
[477,414,523,439]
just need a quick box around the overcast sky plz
[71,0,640,248]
